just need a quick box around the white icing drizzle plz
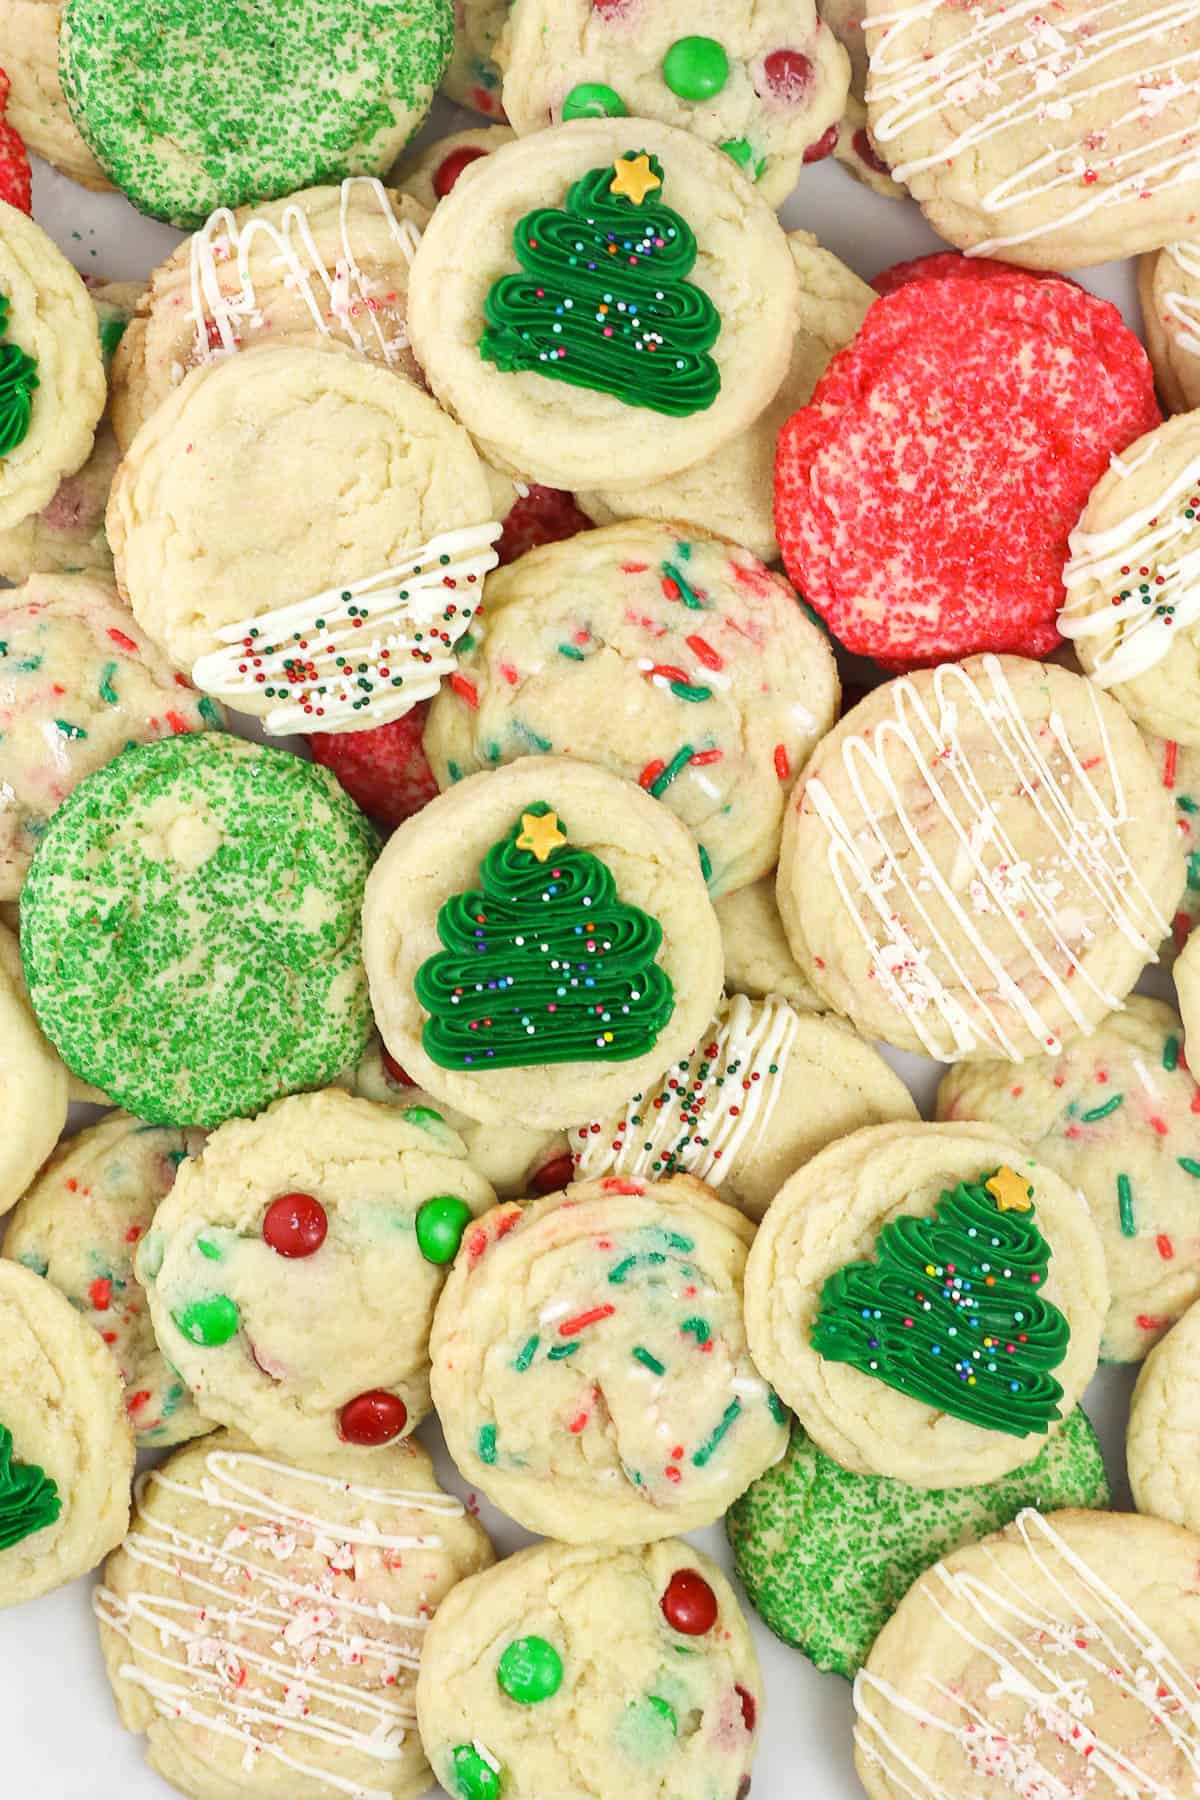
[574,993,800,1183]
[854,1508,1200,1798]
[191,522,502,733]
[803,655,1168,1061]
[865,0,1200,256]
[93,1446,464,1800]
[187,176,421,368]
[1061,445,1200,684]
[1164,239,1200,358]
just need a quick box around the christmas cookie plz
[432,1175,786,1542]
[20,733,378,1127]
[1128,1297,1200,1531]
[1177,927,1200,1071]
[498,0,850,205]
[424,521,839,898]
[396,123,515,209]
[727,1408,1109,1679]
[855,1509,1200,1798]
[578,230,874,562]
[406,120,797,492]
[776,269,1160,665]
[0,65,32,214]
[1140,241,1200,416]
[59,0,453,228]
[0,921,67,1216]
[778,655,1182,1061]
[418,1539,760,1800]
[0,1259,133,1609]
[863,0,1200,269]
[816,0,903,197]
[1149,736,1200,959]
[110,181,427,454]
[937,997,1200,1363]
[0,200,105,531]
[574,996,916,1221]
[362,759,723,1131]
[310,709,440,829]
[138,1088,494,1459]
[715,876,821,1012]
[744,1122,1109,1487]
[442,1,508,119]
[3,1110,210,1446]
[0,0,109,187]
[96,1428,494,1800]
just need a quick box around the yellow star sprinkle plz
[609,154,661,206]
[986,1166,1033,1212]
[516,809,568,863]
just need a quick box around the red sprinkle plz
[689,748,723,766]
[89,1278,113,1312]
[108,627,139,653]
[125,1390,152,1414]
[449,673,479,709]
[638,758,666,790]
[1136,1314,1169,1331]
[773,744,790,781]
[685,635,724,670]
[601,1178,644,1195]
[559,1304,615,1337]
[165,709,191,734]
[1157,1234,1176,1260]
[1164,741,1180,788]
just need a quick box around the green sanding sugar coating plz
[726,1411,1110,1681]
[20,733,378,1129]
[59,0,454,227]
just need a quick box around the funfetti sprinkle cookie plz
[745,1122,1109,1488]
[1147,736,1200,961]
[96,1429,494,1800]
[775,269,1160,667]
[442,0,508,119]
[417,1539,761,1800]
[1176,928,1200,1075]
[0,922,67,1218]
[0,0,109,188]
[407,119,797,493]
[1127,1297,1200,1533]
[1140,241,1200,416]
[3,1110,211,1448]
[863,0,1200,270]
[778,655,1183,1063]
[59,0,454,228]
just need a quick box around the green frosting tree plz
[810,1168,1070,1438]
[0,1422,60,1551]
[0,293,38,455]
[415,803,674,1070]
[478,150,721,416]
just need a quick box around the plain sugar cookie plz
[715,875,822,1011]
[0,922,67,1217]
[1127,1297,1200,1532]
[0,0,109,187]
[1140,240,1200,415]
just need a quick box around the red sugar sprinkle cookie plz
[775,270,1160,667]
[869,249,1071,297]
[0,69,32,215]
[310,704,439,829]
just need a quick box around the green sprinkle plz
[698,843,712,884]
[692,1398,742,1467]
[447,759,462,783]
[514,1334,539,1372]
[658,1230,694,1252]
[1178,1158,1200,1178]
[650,745,694,798]
[668,680,712,704]
[515,721,553,753]
[55,719,87,740]
[1188,850,1200,893]
[767,1389,788,1426]
[681,1315,711,1344]
[478,1423,497,1464]
[1164,1036,1181,1072]
[458,631,476,653]
[1117,1173,1135,1238]
[1081,1095,1123,1122]
[632,1346,666,1375]
[548,1341,580,1360]
[98,662,119,705]
[403,1105,445,1128]
[558,643,586,661]
[608,1251,666,1284]
[1178,795,1199,814]
[661,560,705,608]
[194,1234,222,1261]
[197,696,222,727]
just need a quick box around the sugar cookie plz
[0,921,67,1216]
[714,875,822,1012]
[0,0,109,187]
[1127,1297,1200,1533]
[1140,240,1200,415]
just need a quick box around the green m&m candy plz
[416,1195,473,1265]
[450,1743,504,1800]
[720,138,765,181]
[173,1293,239,1346]
[663,37,729,101]
[496,1634,563,1704]
[562,82,627,120]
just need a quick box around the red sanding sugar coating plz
[870,250,1072,297]
[775,270,1160,667]
[310,704,438,828]
[0,70,31,214]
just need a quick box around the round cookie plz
[816,0,904,197]
[96,1428,494,1800]
[577,230,875,562]
[0,200,105,531]
[1149,735,1200,959]
[442,0,508,119]
[0,921,67,1216]
[3,1110,211,1447]
[110,181,428,454]
[1177,926,1200,1069]
[937,997,1200,1363]
[1140,240,1200,416]
[0,573,217,899]
[574,996,917,1221]
[417,1538,761,1800]
[138,1088,495,1459]
[744,1122,1109,1488]
[397,124,515,210]
[498,0,850,205]
[406,119,798,493]
[363,758,723,1130]
[0,0,109,187]
[20,733,378,1127]
[778,654,1183,1061]
[714,874,821,1012]
[424,521,839,898]
[59,0,453,229]
[1128,1297,1200,1531]
[727,1409,1110,1680]
[863,0,1200,269]
[431,1176,786,1541]
[854,1508,1200,1797]
[0,1259,133,1609]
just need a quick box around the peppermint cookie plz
[715,876,821,1012]
[574,997,916,1221]
[4,1111,210,1447]
[96,1429,494,1800]
[442,1,508,119]
[1127,1298,1200,1531]
[727,1409,1109,1679]
[1140,241,1200,416]
[498,1,849,204]
[855,1509,1200,1797]
[59,0,453,228]
[419,1539,760,1800]
[0,1260,133,1609]
[0,201,105,530]
[396,123,515,209]
[21,733,377,1127]
[431,1176,787,1541]
[138,1088,494,1458]
[578,231,875,562]
[863,0,1200,268]
[937,997,1200,1363]
[0,0,109,186]
[778,655,1182,1061]
[407,120,797,492]
[110,181,427,454]
[745,1123,1109,1487]
[363,759,723,1130]
[424,521,839,897]
[0,922,67,1216]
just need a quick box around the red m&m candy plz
[262,1193,328,1258]
[762,48,813,102]
[660,1567,718,1635]
[433,145,489,199]
[338,1390,408,1445]
[381,1047,417,1088]
[736,1684,757,1732]
[529,1152,574,1196]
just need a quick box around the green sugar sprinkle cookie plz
[59,0,454,227]
[20,733,378,1128]
[726,1411,1110,1680]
